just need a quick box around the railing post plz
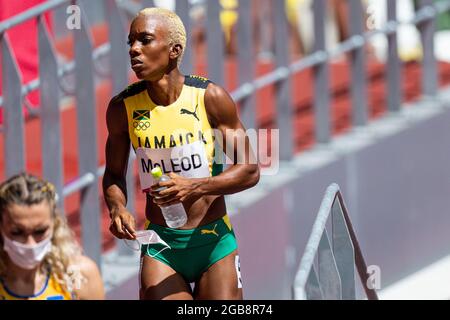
[332,199,356,299]
[273,0,293,160]
[312,0,331,143]
[38,17,64,210]
[74,3,101,267]
[237,0,256,130]
[387,0,402,112]
[105,0,128,95]
[318,229,342,299]
[206,0,225,86]
[293,184,378,300]
[305,267,323,300]
[349,0,368,127]
[104,0,137,256]
[176,0,193,76]
[419,0,438,97]
[258,0,273,60]
[336,192,378,300]
[1,33,25,177]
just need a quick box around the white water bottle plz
[151,167,187,228]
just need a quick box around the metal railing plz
[1,0,450,268]
[292,183,378,300]
[0,0,133,265]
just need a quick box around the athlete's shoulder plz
[107,85,132,132]
[117,80,147,101]
[184,74,213,89]
[204,81,233,106]
[106,81,145,110]
[204,82,237,127]
[70,255,105,300]
[70,255,100,276]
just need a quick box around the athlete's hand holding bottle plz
[149,168,205,217]
[150,167,187,228]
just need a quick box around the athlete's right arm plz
[103,96,136,240]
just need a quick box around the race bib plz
[136,140,210,192]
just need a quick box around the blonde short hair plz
[138,7,187,67]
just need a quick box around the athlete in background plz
[0,173,104,300]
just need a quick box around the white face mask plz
[2,232,53,270]
[124,230,171,257]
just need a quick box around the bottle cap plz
[151,166,163,179]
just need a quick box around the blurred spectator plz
[288,0,342,55]
[430,0,450,62]
[220,0,238,55]
[367,0,423,62]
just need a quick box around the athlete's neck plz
[4,259,47,295]
[146,69,185,106]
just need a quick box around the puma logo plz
[201,224,218,237]
[180,105,199,121]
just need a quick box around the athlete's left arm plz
[72,255,105,300]
[152,83,260,205]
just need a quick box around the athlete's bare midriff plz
[145,194,227,229]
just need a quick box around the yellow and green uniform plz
[0,273,72,300]
[143,216,237,283]
[121,75,237,283]
[123,75,222,190]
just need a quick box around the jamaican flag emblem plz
[133,110,150,121]
[133,110,150,131]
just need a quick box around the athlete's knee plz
[141,283,193,300]
[218,288,243,300]
[196,286,242,300]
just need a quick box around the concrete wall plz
[106,89,450,299]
